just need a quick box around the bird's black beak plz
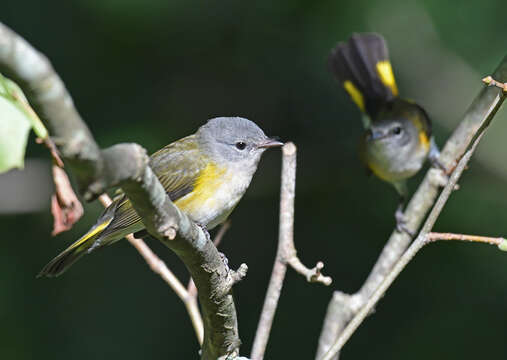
[257,137,284,149]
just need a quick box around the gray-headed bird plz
[328,33,442,233]
[39,117,283,277]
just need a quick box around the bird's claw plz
[196,222,211,242]
[395,208,415,237]
[219,252,230,273]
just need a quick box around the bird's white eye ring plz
[235,142,247,150]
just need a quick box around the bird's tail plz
[37,213,115,278]
[328,33,399,119]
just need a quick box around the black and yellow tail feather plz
[328,33,399,119]
[37,214,114,278]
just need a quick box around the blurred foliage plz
[1,0,507,359]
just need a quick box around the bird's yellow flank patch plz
[343,80,365,112]
[376,61,399,96]
[175,162,227,212]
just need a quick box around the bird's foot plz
[219,252,230,273]
[196,222,211,242]
[428,154,454,190]
[395,207,415,237]
[428,141,451,178]
[430,155,447,173]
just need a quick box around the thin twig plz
[426,232,506,247]
[319,69,506,360]
[251,142,331,360]
[482,76,507,92]
[36,137,64,167]
[315,57,507,360]
[320,141,474,360]
[98,193,204,344]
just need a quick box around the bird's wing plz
[99,135,207,241]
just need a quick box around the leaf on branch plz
[0,86,31,172]
[0,73,77,232]
[0,73,50,173]
[51,165,83,235]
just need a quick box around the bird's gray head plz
[362,104,430,182]
[363,116,421,174]
[197,117,283,166]
[365,117,415,151]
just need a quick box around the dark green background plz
[2,0,507,358]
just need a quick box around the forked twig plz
[319,67,507,360]
[316,58,507,360]
[251,142,331,360]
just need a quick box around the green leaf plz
[0,94,31,172]
[0,74,48,139]
[0,73,51,173]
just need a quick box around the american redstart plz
[328,33,441,233]
[38,117,283,277]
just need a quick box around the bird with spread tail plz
[328,32,442,233]
[38,117,283,277]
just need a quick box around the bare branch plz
[426,232,507,247]
[251,142,331,360]
[0,22,243,359]
[98,194,205,344]
[318,59,507,360]
[482,75,507,91]
[287,259,332,285]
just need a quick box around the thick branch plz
[251,143,331,360]
[316,57,507,359]
[0,22,243,359]
[0,22,102,197]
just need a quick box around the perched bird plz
[38,117,283,277]
[328,33,441,232]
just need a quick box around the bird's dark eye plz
[392,126,402,135]
[235,142,246,150]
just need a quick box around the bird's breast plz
[174,162,253,229]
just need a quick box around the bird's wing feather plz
[100,135,207,241]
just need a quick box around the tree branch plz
[0,22,244,359]
[251,143,331,360]
[316,57,507,359]
[0,22,103,198]
[98,194,204,345]
[188,221,232,300]
[426,232,507,248]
